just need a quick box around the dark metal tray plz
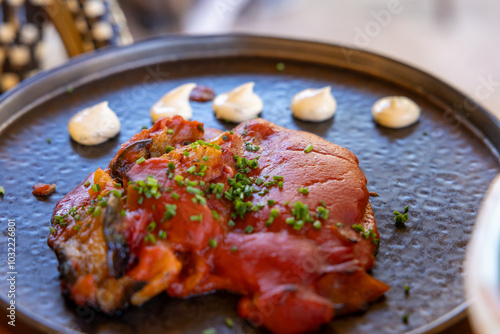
[0,35,499,334]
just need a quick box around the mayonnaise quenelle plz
[151,83,196,122]
[372,96,421,129]
[68,101,121,146]
[213,82,263,123]
[291,86,337,122]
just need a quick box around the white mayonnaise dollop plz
[372,96,421,129]
[68,101,120,145]
[291,86,337,122]
[151,83,196,122]
[213,82,263,123]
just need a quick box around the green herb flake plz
[222,135,228,141]
[92,206,102,217]
[190,214,203,222]
[402,313,409,324]
[147,221,157,231]
[83,181,90,187]
[244,225,254,234]
[171,192,180,200]
[136,157,146,164]
[304,144,314,153]
[225,318,234,328]
[394,205,410,228]
[163,204,177,220]
[212,210,220,221]
[144,233,156,244]
[298,187,309,195]
[165,145,175,153]
[202,155,209,161]
[313,220,322,229]
[276,62,285,71]
[167,129,174,134]
[202,329,216,334]
[46,138,51,144]
[209,238,217,248]
[158,230,167,239]
[49,226,56,234]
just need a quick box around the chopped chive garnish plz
[171,192,180,200]
[167,129,174,134]
[73,225,81,231]
[144,233,156,244]
[212,210,219,220]
[304,144,314,153]
[46,138,51,144]
[285,217,295,225]
[320,200,326,207]
[114,182,121,188]
[394,205,409,228]
[276,62,285,71]
[165,145,175,153]
[225,318,234,328]
[244,225,254,234]
[202,156,209,161]
[402,313,409,324]
[91,184,100,192]
[0,186,4,195]
[313,220,322,229]
[163,204,177,220]
[158,230,167,239]
[272,175,283,181]
[183,149,190,157]
[278,181,283,189]
[202,329,216,334]
[49,226,56,234]
[404,285,410,294]
[83,181,90,187]
[147,221,156,231]
[209,238,217,248]
[198,124,204,133]
[267,199,275,206]
[228,220,235,227]
[222,135,228,141]
[138,196,144,204]
[255,178,263,185]
[120,209,126,216]
[298,187,309,195]
[187,166,196,174]
[92,206,102,217]
[230,246,238,252]
[190,214,203,221]
[136,157,146,164]
[317,206,329,220]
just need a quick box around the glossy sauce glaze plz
[48,116,388,334]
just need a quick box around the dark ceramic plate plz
[0,35,499,334]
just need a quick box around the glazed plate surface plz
[0,35,499,334]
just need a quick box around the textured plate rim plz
[0,33,498,334]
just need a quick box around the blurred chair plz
[0,0,132,93]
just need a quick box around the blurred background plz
[1,0,499,120]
